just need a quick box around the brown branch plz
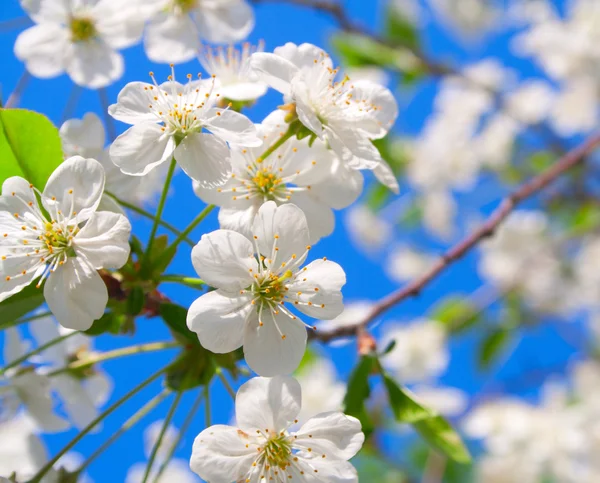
[313,131,600,342]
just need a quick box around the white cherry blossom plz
[140,0,254,64]
[186,202,346,376]
[190,376,364,483]
[108,70,261,188]
[295,358,345,423]
[249,42,399,193]
[0,413,48,481]
[15,0,143,88]
[0,157,131,330]
[60,113,166,207]
[199,42,268,102]
[28,315,112,429]
[193,110,363,243]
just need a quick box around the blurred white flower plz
[549,77,599,136]
[411,386,468,417]
[386,246,436,283]
[140,0,254,64]
[29,315,112,430]
[0,413,47,480]
[15,0,143,88]
[505,80,555,125]
[295,358,345,423]
[60,113,167,207]
[428,0,501,36]
[345,205,393,252]
[380,319,449,384]
[476,113,520,169]
[421,189,456,240]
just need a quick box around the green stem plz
[159,275,205,287]
[27,364,171,483]
[47,341,179,377]
[157,204,215,267]
[258,127,296,161]
[141,389,185,483]
[78,390,171,472]
[0,311,52,331]
[153,390,204,482]
[216,368,236,400]
[0,331,78,376]
[144,158,177,270]
[204,383,211,427]
[107,192,194,248]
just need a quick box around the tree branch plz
[313,131,600,342]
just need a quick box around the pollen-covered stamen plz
[261,433,293,470]
[70,17,97,42]
[170,0,198,14]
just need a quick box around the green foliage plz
[343,355,377,438]
[159,303,199,346]
[147,235,177,278]
[166,346,216,391]
[383,375,432,424]
[0,109,64,189]
[432,296,481,333]
[479,327,512,370]
[0,283,44,328]
[385,4,419,50]
[84,312,124,336]
[126,286,145,316]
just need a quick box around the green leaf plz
[414,415,471,464]
[343,355,378,438]
[569,202,600,235]
[383,374,433,423]
[166,347,216,391]
[148,235,177,276]
[385,6,419,50]
[83,312,124,336]
[126,286,145,316]
[160,303,199,345]
[0,109,64,189]
[0,283,45,328]
[479,327,511,369]
[432,296,481,333]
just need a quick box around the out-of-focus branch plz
[314,131,600,342]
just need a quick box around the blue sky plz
[0,0,581,480]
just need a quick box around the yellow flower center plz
[172,0,197,13]
[263,433,292,469]
[70,17,97,42]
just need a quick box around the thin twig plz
[98,88,116,141]
[5,71,31,108]
[313,131,600,342]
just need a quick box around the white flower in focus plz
[380,319,449,384]
[28,315,112,429]
[15,0,143,88]
[199,42,268,102]
[0,413,48,480]
[295,359,345,423]
[126,421,198,483]
[1,328,68,433]
[0,157,131,330]
[186,202,346,376]
[249,43,399,193]
[344,205,393,252]
[190,376,364,482]
[141,0,254,64]
[386,246,435,283]
[194,111,363,243]
[60,113,167,207]
[109,71,261,188]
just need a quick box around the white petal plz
[252,202,310,269]
[108,82,160,125]
[74,211,131,269]
[175,133,232,188]
[235,375,301,432]
[195,1,254,43]
[14,24,68,78]
[326,126,382,170]
[65,40,124,89]
[42,156,105,224]
[243,310,307,376]
[372,160,400,194]
[291,194,335,244]
[94,2,145,50]
[1,176,37,205]
[20,0,70,23]
[218,82,268,102]
[187,290,252,353]
[110,123,175,176]
[44,258,108,330]
[348,80,398,138]
[309,159,364,210]
[60,112,106,158]
[191,229,257,291]
[296,457,359,483]
[203,109,261,147]
[274,42,333,72]
[144,12,198,64]
[292,77,323,135]
[0,255,37,303]
[217,205,258,239]
[295,412,364,460]
[85,371,113,407]
[190,425,256,482]
[249,52,299,96]
[28,316,66,366]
